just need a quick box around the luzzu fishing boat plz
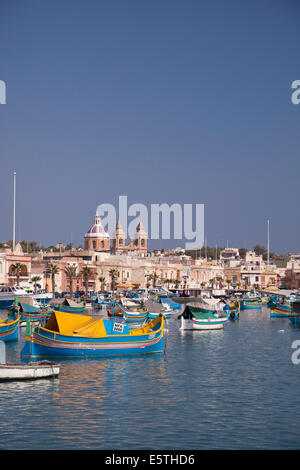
[14,302,49,325]
[94,294,117,310]
[123,312,148,323]
[120,307,148,323]
[240,293,262,310]
[223,301,240,320]
[53,298,85,314]
[107,302,148,323]
[0,312,20,342]
[268,296,280,309]
[21,310,165,358]
[143,298,174,319]
[270,300,300,318]
[178,305,228,330]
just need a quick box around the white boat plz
[19,282,52,305]
[0,286,34,308]
[0,361,60,381]
[179,305,228,330]
[0,341,59,381]
[120,298,140,307]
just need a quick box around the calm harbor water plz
[1,306,300,450]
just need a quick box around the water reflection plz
[1,307,300,449]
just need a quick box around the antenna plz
[13,171,16,251]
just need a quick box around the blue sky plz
[0,0,299,252]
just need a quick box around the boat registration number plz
[113,322,125,333]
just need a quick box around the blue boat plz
[0,286,34,309]
[0,313,20,342]
[21,311,165,358]
[289,316,300,325]
[12,302,49,324]
[240,298,262,310]
[53,298,85,314]
[223,301,240,320]
[159,297,181,310]
[270,300,300,318]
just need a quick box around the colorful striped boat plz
[21,310,165,358]
[270,302,300,318]
[54,304,85,313]
[53,298,85,314]
[223,301,240,320]
[240,299,262,310]
[15,302,49,325]
[122,310,148,323]
[179,305,228,330]
[147,310,173,319]
[108,302,148,323]
[0,313,20,342]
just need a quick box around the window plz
[93,241,96,249]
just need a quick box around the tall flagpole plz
[267,219,270,266]
[13,171,16,251]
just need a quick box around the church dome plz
[85,214,110,239]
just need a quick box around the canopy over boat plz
[45,311,124,337]
[179,305,219,319]
[18,302,40,313]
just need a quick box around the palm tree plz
[64,264,77,298]
[10,262,26,286]
[215,276,223,288]
[98,276,106,292]
[49,263,59,298]
[44,264,50,293]
[109,269,119,292]
[149,272,159,288]
[81,266,92,296]
[174,279,181,289]
[31,276,42,294]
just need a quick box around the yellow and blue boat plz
[0,312,20,342]
[21,310,165,358]
[223,301,240,320]
[240,296,262,310]
[270,301,300,318]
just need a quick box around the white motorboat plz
[0,286,33,308]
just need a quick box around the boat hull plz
[0,362,59,381]
[21,316,165,358]
[270,303,296,317]
[20,312,48,324]
[148,311,172,319]
[179,317,227,330]
[0,316,20,342]
[240,301,262,309]
[54,305,85,313]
